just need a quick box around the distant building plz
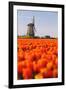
[45,35,51,38]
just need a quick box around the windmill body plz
[26,16,35,37]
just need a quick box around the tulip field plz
[17,38,58,79]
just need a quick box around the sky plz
[17,10,58,37]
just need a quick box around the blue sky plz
[17,10,58,37]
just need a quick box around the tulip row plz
[17,38,58,79]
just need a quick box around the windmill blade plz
[33,16,36,32]
[33,16,34,24]
[34,25,36,32]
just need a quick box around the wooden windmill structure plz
[26,16,36,37]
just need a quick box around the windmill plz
[33,16,36,32]
[26,16,36,37]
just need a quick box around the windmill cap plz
[27,23,34,26]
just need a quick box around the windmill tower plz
[26,16,36,37]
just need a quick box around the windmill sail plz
[33,16,36,32]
